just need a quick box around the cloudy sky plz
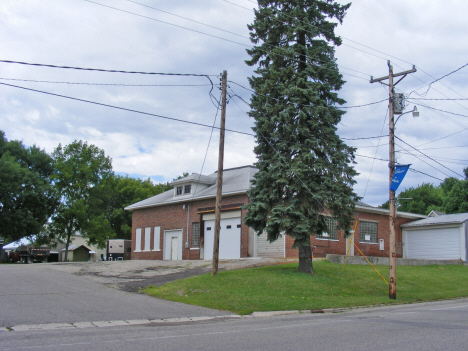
[1,0,467,207]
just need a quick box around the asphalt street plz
[0,264,229,328]
[2,298,468,351]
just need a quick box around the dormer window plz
[176,186,183,195]
[184,185,191,194]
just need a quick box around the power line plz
[224,0,468,108]
[83,0,254,49]
[83,1,371,81]
[395,136,464,178]
[125,0,249,39]
[397,150,468,165]
[394,141,453,179]
[417,127,468,147]
[409,101,468,118]
[401,144,468,152]
[0,59,216,77]
[228,79,386,110]
[411,98,468,101]
[0,81,254,137]
[409,169,444,182]
[360,108,388,202]
[0,77,213,87]
[417,62,468,89]
[338,99,387,109]
[222,0,414,68]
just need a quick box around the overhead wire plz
[0,81,257,138]
[0,59,216,77]
[395,136,464,178]
[228,79,386,109]
[0,77,212,87]
[191,89,222,200]
[409,169,444,182]
[360,107,388,201]
[83,0,371,81]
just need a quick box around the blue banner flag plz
[390,164,411,191]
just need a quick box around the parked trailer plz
[9,246,50,263]
[106,239,131,261]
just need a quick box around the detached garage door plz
[405,227,462,260]
[256,232,285,258]
[204,217,241,260]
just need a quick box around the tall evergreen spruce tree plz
[244,0,358,274]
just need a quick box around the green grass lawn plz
[144,260,468,314]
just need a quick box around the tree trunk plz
[298,245,314,275]
[64,227,72,262]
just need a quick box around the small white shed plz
[401,213,468,262]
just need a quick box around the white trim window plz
[360,221,378,243]
[176,186,183,196]
[184,184,191,194]
[135,228,142,252]
[144,227,151,251]
[153,226,161,251]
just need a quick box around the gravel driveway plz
[46,258,297,292]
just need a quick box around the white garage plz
[402,213,468,262]
[203,211,241,260]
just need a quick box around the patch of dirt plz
[46,258,297,292]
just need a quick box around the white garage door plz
[256,232,285,258]
[405,227,461,260]
[204,217,241,260]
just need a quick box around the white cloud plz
[1,0,467,207]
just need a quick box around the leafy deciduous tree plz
[0,131,58,243]
[379,183,444,215]
[443,168,468,214]
[49,140,112,261]
[243,0,357,274]
[88,174,172,240]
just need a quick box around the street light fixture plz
[395,106,419,125]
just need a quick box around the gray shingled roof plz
[124,165,427,220]
[170,173,216,186]
[401,213,468,227]
[125,165,257,211]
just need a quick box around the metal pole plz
[212,70,227,276]
[388,61,397,299]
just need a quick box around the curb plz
[4,308,348,332]
[7,315,242,332]
[250,308,346,317]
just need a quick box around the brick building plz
[125,165,425,260]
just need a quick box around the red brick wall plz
[130,194,249,260]
[285,210,417,259]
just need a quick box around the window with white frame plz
[176,186,183,195]
[317,216,338,240]
[360,221,378,243]
[135,228,142,252]
[184,184,191,194]
[192,222,200,248]
[153,226,160,251]
[144,227,151,251]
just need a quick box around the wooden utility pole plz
[370,61,416,299]
[212,70,227,276]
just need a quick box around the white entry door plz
[204,217,241,260]
[164,230,183,260]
